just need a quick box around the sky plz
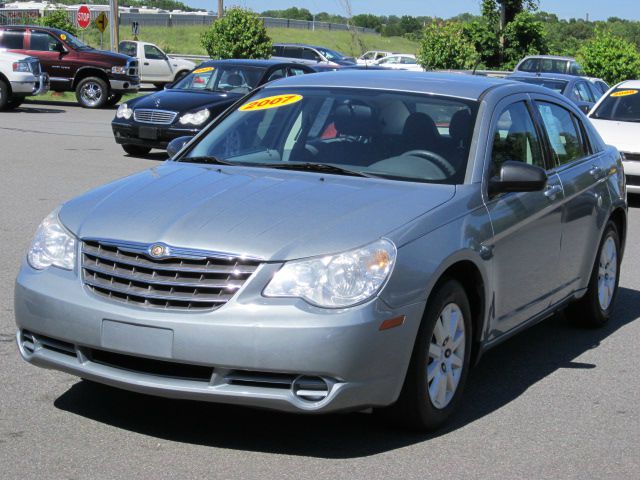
[188,0,640,21]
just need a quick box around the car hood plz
[130,89,241,113]
[589,118,640,153]
[78,49,132,66]
[59,162,455,261]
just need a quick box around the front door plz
[25,29,73,90]
[484,97,565,338]
[142,44,173,82]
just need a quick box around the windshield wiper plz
[180,155,236,165]
[257,162,374,178]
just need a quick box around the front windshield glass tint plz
[512,77,568,94]
[317,47,342,60]
[592,88,640,122]
[172,65,265,94]
[182,88,478,184]
[60,31,90,49]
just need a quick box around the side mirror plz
[488,161,547,196]
[167,136,193,158]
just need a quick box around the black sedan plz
[112,59,315,155]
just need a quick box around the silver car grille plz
[126,59,139,77]
[133,109,177,124]
[81,240,262,310]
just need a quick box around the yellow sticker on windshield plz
[239,94,303,112]
[192,66,214,74]
[611,89,638,97]
[60,34,67,40]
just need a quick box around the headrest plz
[449,109,472,143]
[334,103,375,136]
[402,112,438,141]
[227,74,243,86]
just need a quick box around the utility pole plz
[217,0,223,18]
[109,0,119,52]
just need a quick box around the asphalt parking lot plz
[1,101,639,479]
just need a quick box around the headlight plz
[27,210,77,270]
[13,61,31,73]
[179,108,210,126]
[112,66,127,74]
[264,239,396,308]
[116,103,133,119]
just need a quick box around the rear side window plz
[540,59,568,74]
[574,82,595,103]
[569,62,585,75]
[536,102,586,166]
[0,29,25,49]
[491,101,545,174]
[283,46,302,59]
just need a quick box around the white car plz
[373,54,422,71]
[589,79,640,194]
[0,50,48,110]
[357,50,393,66]
[118,40,195,88]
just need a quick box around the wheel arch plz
[0,72,12,94]
[610,207,627,257]
[72,68,110,90]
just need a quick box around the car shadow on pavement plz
[54,286,640,458]
[7,105,66,114]
[124,151,168,161]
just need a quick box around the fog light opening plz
[292,375,330,402]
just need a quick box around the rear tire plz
[0,79,10,110]
[153,83,166,90]
[6,96,24,110]
[377,278,472,431]
[122,144,151,156]
[567,221,620,328]
[75,76,109,109]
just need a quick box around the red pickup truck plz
[0,25,139,108]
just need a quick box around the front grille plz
[133,109,177,125]
[622,152,640,162]
[81,240,261,310]
[627,175,640,186]
[126,59,138,77]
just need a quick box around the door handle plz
[544,184,562,199]
[589,165,605,179]
[144,62,149,65]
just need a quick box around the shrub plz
[37,8,78,37]
[577,30,640,85]
[201,7,272,60]
[417,22,479,70]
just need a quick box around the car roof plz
[200,59,308,69]
[520,55,576,61]
[616,80,640,89]
[263,70,514,100]
[510,72,577,82]
[273,43,333,50]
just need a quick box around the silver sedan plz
[15,71,627,430]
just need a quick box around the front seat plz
[401,112,441,152]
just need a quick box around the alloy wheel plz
[597,235,617,311]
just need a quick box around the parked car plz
[373,54,422,71]
[0,26,139,108]
[118,40,195,89]
[0,50,48,110]
[272,43,356,66]
[357,50,393,66]
[509,73,602,113]
[588,77,610,96]
[514,55,585,76]
[589,80,640,194]
[112,59,314,155]
[16,71,626,431]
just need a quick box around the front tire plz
[75,76,109,108]
[567,221,620,328]
[121,144,151,156]
[6,96,24,110]
[105,93,123,107]
[0,79,10,110]
[378,278,472,431]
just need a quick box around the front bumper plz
[14,260,424,413]
[109,76,140,93]
[623,157,640,194]
[112,121,199,149]
[11,73,50,96]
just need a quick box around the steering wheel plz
[401,149,456,177]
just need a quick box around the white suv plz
[0,50,48,110]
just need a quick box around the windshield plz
[60,31,91,50]
[316,47,344,61]
[591,88,640,122]
[172,65,265,94]
[180,88,478,184]
[511,77,568,94]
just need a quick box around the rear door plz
[483,96,565,336]
[531,97,610,303]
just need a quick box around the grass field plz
[81,26,419,57]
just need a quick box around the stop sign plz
[76,5,91,30]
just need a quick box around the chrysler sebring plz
[15,71,627,430]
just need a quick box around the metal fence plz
[0,9,378,34]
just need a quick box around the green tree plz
[201,7,272,60]
[37,8,78,36]
[352,14,382,32]
[417,22,479,70]
[503,11,548,68]
[577,30,640,84]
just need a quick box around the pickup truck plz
[118,40,195,88]
[0,26,139,108]
[0,49,48,110]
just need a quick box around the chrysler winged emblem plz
[149,243,168,258]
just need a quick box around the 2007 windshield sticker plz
[239,94,303,112]
[193,66,214,74]
[611,90,638,97]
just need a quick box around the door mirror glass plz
[167,136,193,158]
[489,161,547,195]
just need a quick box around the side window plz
[288,67,307,76]
[362,52,374,60]
[569,62,585,75]
[302,48,321,61]
[401,56,416,64]
[29,31,60,51]
[575,82,594,103]
[266,68,286,82]
[144,45,165,60]
[375,52,387,60]
[587,82,603,101]
[491,101,545,175]
[283,46,301,59]
[536,102,586,166]
[518,59,537,72]
[0,29,25,49]
[272,45,283,56]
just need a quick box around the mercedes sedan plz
[16,72,627,430]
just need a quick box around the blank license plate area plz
[101,320,173,357]
[138,126,158,139]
